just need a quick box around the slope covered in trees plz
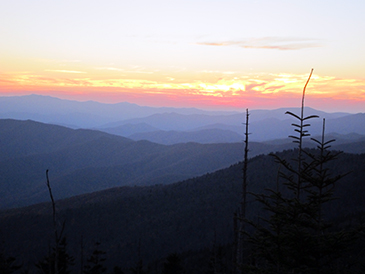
[0,119,251,209]
[0,150,364,272]
[1,118,364,209]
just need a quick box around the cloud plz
[197,37,322,50]
[95,66,156,74]
[96,67,124,72]
[200,70,237,75]
[45,70,86,74]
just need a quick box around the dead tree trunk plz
[235,109,250,274]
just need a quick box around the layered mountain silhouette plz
[1,112,365,209]
[1,95,363,144]
[0,119,285,209]
[100,111,365,143]
[0,95,364,272]
[0,94,237,128]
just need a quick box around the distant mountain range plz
[128,128,245,145]
[99,111,365,143]
[0,94,364,208]
[1,94,363,143]
[0,94,237,128]
[0,118,364,209]
[0,118,293,209]
[0,119,242,208]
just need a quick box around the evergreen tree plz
[130,239,148,274]
[206,245,228,274]
[129,260,147,274]
[245,69,361,273]
[36,237,74,274]
[83,242,107,274]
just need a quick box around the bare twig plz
[46,169,59,274]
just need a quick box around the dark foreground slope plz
[0,150,364,272]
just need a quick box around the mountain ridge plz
[0,94,238,128]
[1,118,364,209]
[0,119,247,208]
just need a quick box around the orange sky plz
[1,0,364,113]
[1,68,364,112]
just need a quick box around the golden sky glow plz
[1,0,364,112]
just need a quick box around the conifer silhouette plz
[83,242,107,274]
[244,69,360,273]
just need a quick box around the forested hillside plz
[0,119,291,209]
[0,150,364,273]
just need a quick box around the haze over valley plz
[0,94,364,272]
[0,95,364,209]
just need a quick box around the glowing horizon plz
[1,0,364,113]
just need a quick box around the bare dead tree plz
[235,109,250,274]
[45,169,66,274]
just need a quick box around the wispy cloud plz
[197,37,322,50]
[96,67,125,72]
[95,66,156,74]
[200,70,237,75]
[45,69,86,74]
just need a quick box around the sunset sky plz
[1,0,364,112]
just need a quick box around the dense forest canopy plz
[0,148,364,273]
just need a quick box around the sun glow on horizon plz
[1,1,364,113]
[1,68,364,113]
